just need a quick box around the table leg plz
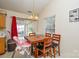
[34,43,38,58]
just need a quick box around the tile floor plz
[0,51,79,58]
[0,51,57,58]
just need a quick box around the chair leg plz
[25,47,31,58]
[53,48,56,58]
[43,53,46,58]
[50,48,52,58]
[12,50,16,58]
[58,45,60,56]
[34,48,38,58]
[29,47,31,56]
[25,47,30,55]
[29,47,31,55]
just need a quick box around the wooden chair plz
[52,34,61,58]
[29,33,36,55]
[35,37,52,58]
[45,33,51,37]
[29,33,36,37]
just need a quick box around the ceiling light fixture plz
[28,0,39,20]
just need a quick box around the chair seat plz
[52,42,58,48]
[24,41,31,47]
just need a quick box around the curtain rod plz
[10,16,30,20]
[16,17,37,25]
[10,16,38,21]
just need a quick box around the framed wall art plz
[69,8,79,22]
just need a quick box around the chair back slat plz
[52,34,61,44]
[44,37,52,48]
[45,33,51,37]
[29,33,36,37]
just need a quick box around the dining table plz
[25,35,45,57]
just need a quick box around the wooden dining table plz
[25,35,45,57]
[27,35,44,43]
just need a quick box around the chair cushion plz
[52,42,58,48]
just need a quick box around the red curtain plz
[11,16,18,39]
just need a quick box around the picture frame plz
[69,8,79,22]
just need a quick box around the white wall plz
[39,0,79,57]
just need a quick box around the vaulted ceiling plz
[0,0,51,15]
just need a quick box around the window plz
[45,16,55,34]
[16,19,38,38]
[28,23,33,35]
[39,16,55,35]
[17,24,25,40]
[27,22,36,35]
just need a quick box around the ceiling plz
[0,0,51,15]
